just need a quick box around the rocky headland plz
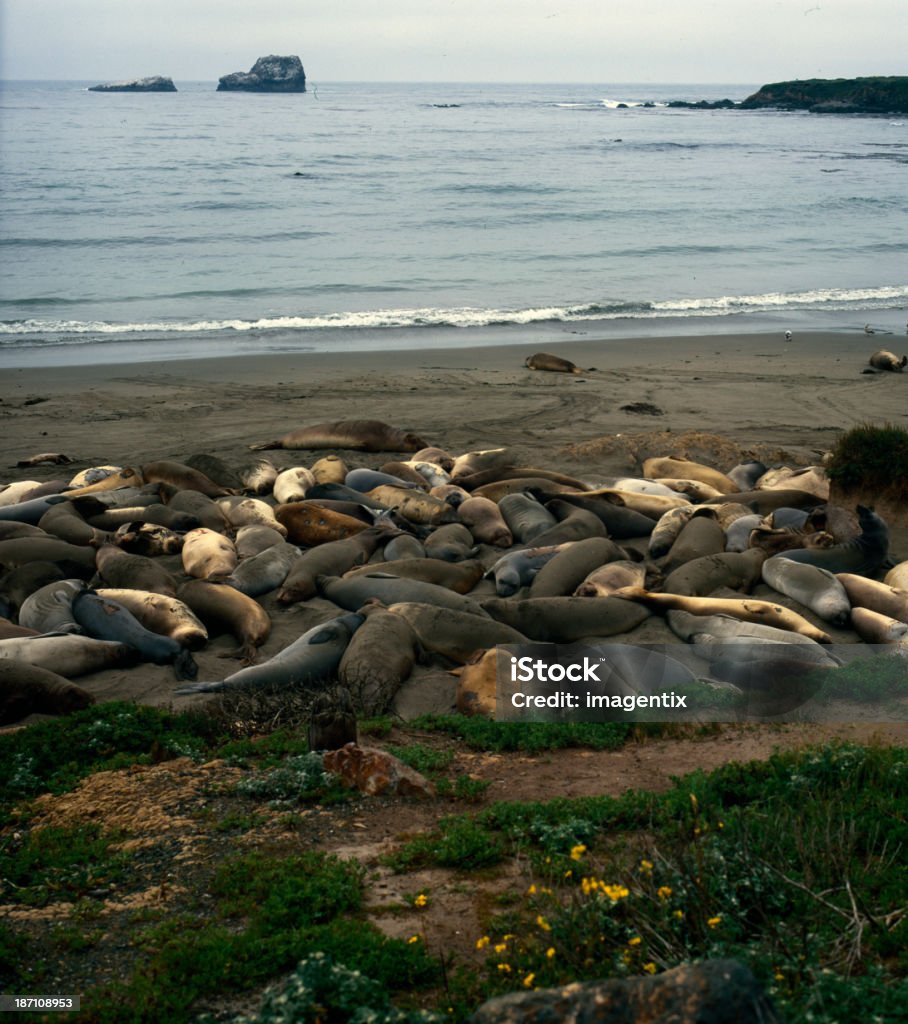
[668,76,908,114]
[88,76,176,92]
[217,54,306,93]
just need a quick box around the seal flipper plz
[173,679,224,695]
[248,440,282,451]
[172,648,198,681]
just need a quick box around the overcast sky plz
[2,0,905,83]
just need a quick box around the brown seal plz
[387,602,529,663]
[275,501,370,545]
[94,544,179,597]
[277,526,392,604]
[642,457,737,494]
[141,460,233,498]
[457,497,513,547]
[869,349,907,372]
[530,537,631,598]
[249,419,428,453]
[0,660,95,725]
[574,560,646,597]
[178,579,272,661]
[343,558,484,594]
[524,352,592,374]
[480,595,650,643]
[836,573,908,622]
[364,485,458,526]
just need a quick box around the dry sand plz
[2,330,907,724]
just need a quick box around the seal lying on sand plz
[524,352,593,374]
[0,661,95,725]
[249,420,428,453]
[868,349,907,372]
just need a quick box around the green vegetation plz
[825,421,908,499]
[410,715,633,752]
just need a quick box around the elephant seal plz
[0,562,66,618]
[724,514,764,552]
[0,494,69,525]
[761,556,851,626]
[174,613,363,694]
[748,524,835,558]
[727,460,767,491]
[546,493,655,539]
[666,609,823,647]
[884,560,908,591]
[480,596,650,643]
[615,587,831,643]
[0,617,40,640]
[574,560,646,598]
[380,461,437,488]
[387,602,528,663]
[270,467,316,504]
[64,466,144,497]
[722,488,824,514]
[180,529,238,580]
[184,453,244,491]
[277,527,393,605]
[250,420,428,453]
[529,500,606,547]
[661,515,726,572]
[757,466,829,501]
[654,478,724,503]
[487,545,569,597]
[37,502,109,547]
[383,533,426,560]
[141,459,233,498]
[95,589,209,650]
[642,457,737,494]
[114,522,185,557]
[167,490,229,531]
[227,542,300,597]
[458,497,513,547]
[94,544,179,597]
[338,604,420,715]
[413,447,455,472]
[178,579,272,662]
[0,537,97,573]
[398,460,451,487]
[530,537,631,598]
[309,455,349,484]
[582,488,690,520]
[525,352,591,374]
[472,478,566,504]
[613,478,683,497]
[454,647,505,717]
[498,493,558,544]
[450,447,514,480]
[0,522,46,541]
[275,501,370,545]
[663,549,767,598]
[779,505,888,576]
[18,579,86,634]
[0,481,43,507]
[836,573,908,623]
[0,635,139,677]
[305,483,388,510]
[72,590,197,679]
[238,457,279,495]
[318,573,489,618]
[429,484,471,508]
[0,661,95,725]
[234,524,286,559]
[346,468,420,493]
[365,486,458,526]
[869,349,907,372]
[423,523,478,561]
[850,607,908,644]
[217,496,287,536]
[344,558,484,594]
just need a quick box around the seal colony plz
[1,412,907,728]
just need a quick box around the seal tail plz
[248,440,282,451]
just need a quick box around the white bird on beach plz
[864,324,875,335]
[784,330,792,342]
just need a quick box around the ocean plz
[1,79,906,367]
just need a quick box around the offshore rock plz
[741,76,908,114]
[217,55,306,93]
[468,959,782,1024]
[89,76,176,92]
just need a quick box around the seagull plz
[785,330,792,342]
[864,324,875,335]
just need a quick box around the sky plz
[2,0,906,84]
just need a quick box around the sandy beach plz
[2,329,907,723]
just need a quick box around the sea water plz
[1,80,906,366]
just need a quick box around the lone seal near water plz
[524,352,593,374]
[868,349,907,372]
[249,420,428,453]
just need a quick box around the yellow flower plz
[546,947,556,959]
[475,936,490,950]
[718,821,725,829]
[643,962,657,975]
[522,973,535,989]
[602,884,630,901]
[536,914,551,932]
[657,886,673,900]
[527,884,537,895]
[689,793,698,810]
[640,859,653,872]
[774,972,785,982]
[563,869,572,878]
[673,910,684,920]
[497,963,511,973]
[414,893,428,908]
[493,943,508,954]
[707,916,722,929]
[627,936,642,946]
[570,844,587,861]
[407,935,420,944]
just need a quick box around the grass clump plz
[826,421,908,499]
[234,752,349,806]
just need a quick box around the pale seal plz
[0,635,139,677]
[868,349,907,372]
[249,420,428,453]
[850,606,908,644]
[642,457,737,494]
[174,612,363,694]
[835,573,908,623]
[181,529,239,580]
[457,497,513,547]
[761,556,851,626]
[574,560,645,598]
[95,589,209,650]
[17,579,87,634]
